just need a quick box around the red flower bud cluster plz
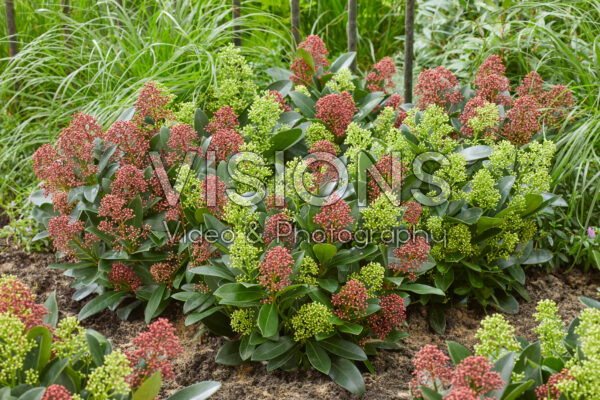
[0,276,48,330]
[308,139,338,187]
[366,57,396,93]
[200,175,228,218]
[443,387,479,400]
[47,215,85,255]
[207,128,244,162]
[258,246,294,294]
[516,71,574,127]
[98,194,149,251]
[451,356,503,398]
[315,92,357,137]
[166,123,198,165]
[263,212,295,247]
[402,201,422,226]
[474,55,511,107]
[331,279,369,321]
[390,236,430,280]
[269,90,292,112]
[150,262,178,285]
[110,164,148,201]
[415,66,463,110]
[109,262,142,293]
[535,369,573,400]
[127,318,183,389]
[502,95,541,146]
[206,105,239,135]
[290,35,329,85]
[368,154,405,201]
[32,112,102,194]
[104,120,151,168]
[410,345,454,398]
[368,293,406,339]
[265,194,286,212]
[189,239,215,268]
[133,82,174,125]
[42,384,72,400]
[313,195,354,243]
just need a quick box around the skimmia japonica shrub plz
[0,275,220,400]
[31,36,572,394]
[411,295,600,400]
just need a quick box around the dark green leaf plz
[43,291,58,328]
[132,372,162,400]
[446,341,471,366]
[306,341,331,374]
[215,340,244,366]
[312,243,337,264]
[252,336,295,361]
[166,381,221,400]
[320,338,367,361]
[258,302,279,338]
[213,283,263,306]
[328,358,365,396]
[145,284,167,324]
[329,52,356,73]
[397,283,444,296]
[78,291,127,321]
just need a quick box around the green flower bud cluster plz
[556,308,600,399]
[360,193,403,232]
[305,122,338,149]
[52,316,90,364]
[435,152,467,193]
[86,350,132,400]
[230,152,272,197]
[241,92,283,153]
[404,105,455,153]
[533,299,566,357]
[24,368,38,385]
[517,140,555,195]
[297,256,320,285]
[174,165,203,211]
[230,231,261,275]
[372,107,396,139]
[291,302,334,342]
[474,314,520,359]
[385,127,414,163]
[0,313,34,387]
[325,68,355,93]
[426,216,444,239]
[223,200,259,233]
[230,308,256,335]
[345,122,373,158]
[431,223,475,260]
[294,85,311,97]
[464,169,500,210]
[489,140,516,176]
[174,101,196,126]
[468,101,499,141]
[349,262,385,296]
[285,157,315,200]
[204,44,257,113]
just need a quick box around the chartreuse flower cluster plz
[291,302,334,341]
[474,314,520,359]
[203,44,257,113]
[533,299,567,356]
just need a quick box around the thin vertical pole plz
[347,0,357,72]
[61,0,71,41]
[5,0,18,58]
[290,0,300,46]
[404,0,415,103]
[232,0,241,46]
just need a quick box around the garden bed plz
[1,246,597,399]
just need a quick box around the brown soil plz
[1,247,598,400]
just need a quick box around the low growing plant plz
[411,296,600,400]
[0,275,220,400]
[30,35,573,393]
